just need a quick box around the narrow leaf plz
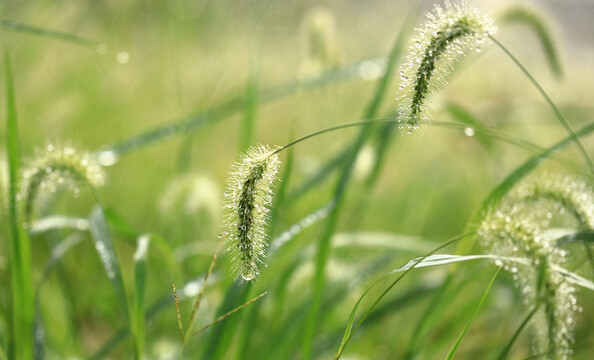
[132,235,150,360]
[0,18,100,47]
[88,205,130,322]
[445,268,501,360]
[5,45,35,360]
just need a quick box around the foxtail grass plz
[478,174,594,358]
[396,0,496,133]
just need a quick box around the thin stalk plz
[270,118,395,157]
[191,292,268,336]
[445,267,501,360]
[0,18,101,47]
[489,35,594,176]
[183,242,222,344]
[497,304,540,360]
[334,232,475,359]
[172,284,184,342]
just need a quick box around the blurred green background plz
[1,0,593,359]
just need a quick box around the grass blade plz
[95,57,389,160]
[4,45,34,360]
[497,305,540,360]
[444,267,501,360]
[499,5,563,77]
[203,282,251,360]
[490,35,593,177]
[88,206,130,324]
[132,235,150,360]
[239,61,259,153]
[191,291,267,336]
[0,18,101,48]
[303,8,418,354]
[334,233,472,359]
[34,233,85,360]
[29,215,89,235]
[475,122,594,224]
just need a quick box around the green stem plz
[445,267,501,360]
[270,118,395,157]
[335,232,475,359]
[489,35,594,176]
[497,304,540,360]
[4,45,34,360]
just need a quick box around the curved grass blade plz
[394,255,594,291]
[474,121,594,224]
[268,130,295,236]
[132,235,150,360]
[445,267,501,360]
[335,242,594,358]
[556,230,594,246]
[497,304,540,360]
[403,263,488,359]
[88,206,130,323]
[499,6,562,77]
[0,18,101,48]
[34,233,85,360]
[4,45,35,360]
[445,102,496,152]
[334,233,472,359]
[95,56,389,161]
[103,207,183,281]
[490,36,593,177]
[303,8,418,353]
[29,215,89,235]
[90,274,216,360]
[431,121,589,175]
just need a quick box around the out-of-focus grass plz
[1,0,594,359]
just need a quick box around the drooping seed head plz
[299,7,338,78]
[478,174,592,358]
[396,0,496,133]
[20,144,105,224]
[500,4,562,77]
[224,145,280,281]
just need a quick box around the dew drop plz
[463,127,475,137]
[241,272,255,281]
[97,150,119,167]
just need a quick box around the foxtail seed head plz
[19,144,105,224]
[224,145,280,281]
[478,174,593,359]
[396,1,496,133]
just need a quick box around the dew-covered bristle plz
[19,144,105,224]
[224,145,280,281]
[478,174,593,359]
[396,0,496,134]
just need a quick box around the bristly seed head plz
[19,144,105,225]
[224,144,281,281]
[478,174,593,359]
[396,0,496,134]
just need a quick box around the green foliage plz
[1,1,593,360]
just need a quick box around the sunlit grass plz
[1,1,594,359]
